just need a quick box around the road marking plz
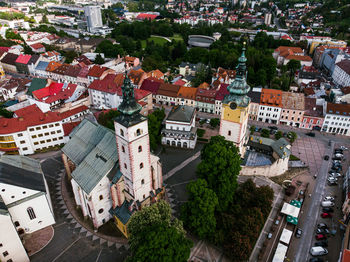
[163,151,200,180]
[95,249,102,262]
[51,237,81,262]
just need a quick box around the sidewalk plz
[60,172,128,245]
[24,226,54,256]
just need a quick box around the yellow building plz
[219,46,251,156]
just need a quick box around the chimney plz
[19,117,24,121]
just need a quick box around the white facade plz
[84,6,103,32]
[161,118,197,149]
[0,212,29,262]
[257,105,282,124]
[88,88,122,109]
[71,176,112,228]
[115,119,153,203]
[332,63,350,87]
[322,114,350,136]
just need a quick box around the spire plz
[117,73,141,116]
[236,42,247,80]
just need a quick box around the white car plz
[335,153,343,158]
[329,173,341,178]
[340,146,348,150]
[328,177,338,182]
[324,196,335,202]
[310,246,328,256]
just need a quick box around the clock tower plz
[219,45,251,155]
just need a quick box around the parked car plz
[310,246,328,256]
[268,126,278,130]
[327,177,338,183]
[328,180,338,186]
[317,223,328,229]
[324,155,329,160]
[340,146,348,150]
[333,160,341,164]
[275,219,280,225]
[321,213,332,218]
[267,232,272,239]
[309,258,324,262]
[295,228,303,238]
[316,228,330,234]
[329,173,341,178]
[323,196,335,202]
[335,153,344,158]
[270,129,277,135]
[332,157,342,161]
[306,132,316,137]
[321,201,334,207]
[315,240,328,247]
[334,148,343,152]
[315,234,327,240]
[322,207,334,213]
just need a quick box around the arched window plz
[120,129,124,137]
[141,179,144,185]
[140,163,144,169]
[228,131,231,136]
[27,207,36,220]
[124,163,127,169]
[136,129,141,136]
[122,146,125,153]
[138,145,142,152]
[99,195,103,200]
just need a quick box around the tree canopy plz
[148,108,165,151]
[127,200,192,262]
[197,136,241,211]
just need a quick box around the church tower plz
[114,76,154,203]
[219,45,251,155]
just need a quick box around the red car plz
[321,213,332,218]
[315,234,327,240]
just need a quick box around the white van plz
[321,201,335,207]
[310,246,328,256]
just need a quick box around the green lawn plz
[169,34,183,42]
[141,36,168,49]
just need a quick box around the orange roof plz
[342,249,350,262]
[198,82,210,90]
[177,86,197,100]
[125,56,137,62]
[46,61,62,72]
[285,55,312,62]
[260,88,282,106]
[275,46,304,58]
[147,69,164,79]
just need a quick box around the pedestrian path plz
[163,151,201,180]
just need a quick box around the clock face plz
[230,102,237,110]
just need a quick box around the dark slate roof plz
[166,105,195,123]
[114,113,146,128]
[109,200,134,225]
[248,90,261,103]
[28,54,40,65]
[27,78,47,96]
[0,195,7,213]
[1,53,19,65]
[0,161,46,192]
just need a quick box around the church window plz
[124,163,127,169]
[140,163,144,169]
[141,179,144,185]
[98,208,104,214]
[99,195,103,200]
[120,129,124,137]
[228,131,231,136]
[138,146,142,152]
[122,146,125,153]
[27,207,36,220]
[136,129,141,136]
[14,221,20,227]
[143,194,145,199]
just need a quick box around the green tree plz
[197,136,241,211]
[288,131,297,143]
[148,109,165,151]
[249,125,255,134]
[261,129,270,138]
[274,130,283,140]
[181,179,218,239]
[95,54,105,65]
[97,110,120,130]
[0,108,14,118]
[209,118,220,128]
[286,59,301,88]
[41,14,48,24]
[127,200,192,262]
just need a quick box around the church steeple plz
[224,44,251,108]
[118,75,142,116]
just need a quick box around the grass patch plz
[289,154,300,161]
[270,167,308,185]
[141,36,168,49]
[169,33,183,42]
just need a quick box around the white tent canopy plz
[281,202,300,218]
[279,228,293,245]
[272,243,288,262]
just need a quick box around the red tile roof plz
[174,79,186,86]
[136,13,158,20]
[30,43,45,50]
[260,89,283,106]
[87,65,108,78]
[215,84,229,101]
[342,249,350,262]
[140,78,161,94]
[196,88,217,104]
[42,84,77,104]
[33,82,63,99]
[63,121,81,136]
[88,74,124,94]
[59,105,89,119]
[326,103,350,116]
[134,89,151,100]
[15,54,32,65]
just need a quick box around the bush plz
[197,128,205,138]
[209,118,220,128]
[261,129,270,138]
[250,125,255,134]
[289,154,300,161]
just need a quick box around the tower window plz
[143,194,145,199]
[228,131,231,136]
[136,129,141,136]
[99,195,103,200]
[120,129,124,137]
[98,208,104,214]
[124,163,127,169]
[141,179,144,185]
[122,146,125,153]
[140,163,144,169]
[14,221,20,227]
[138,145,142,152]
[27,207,36,220]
